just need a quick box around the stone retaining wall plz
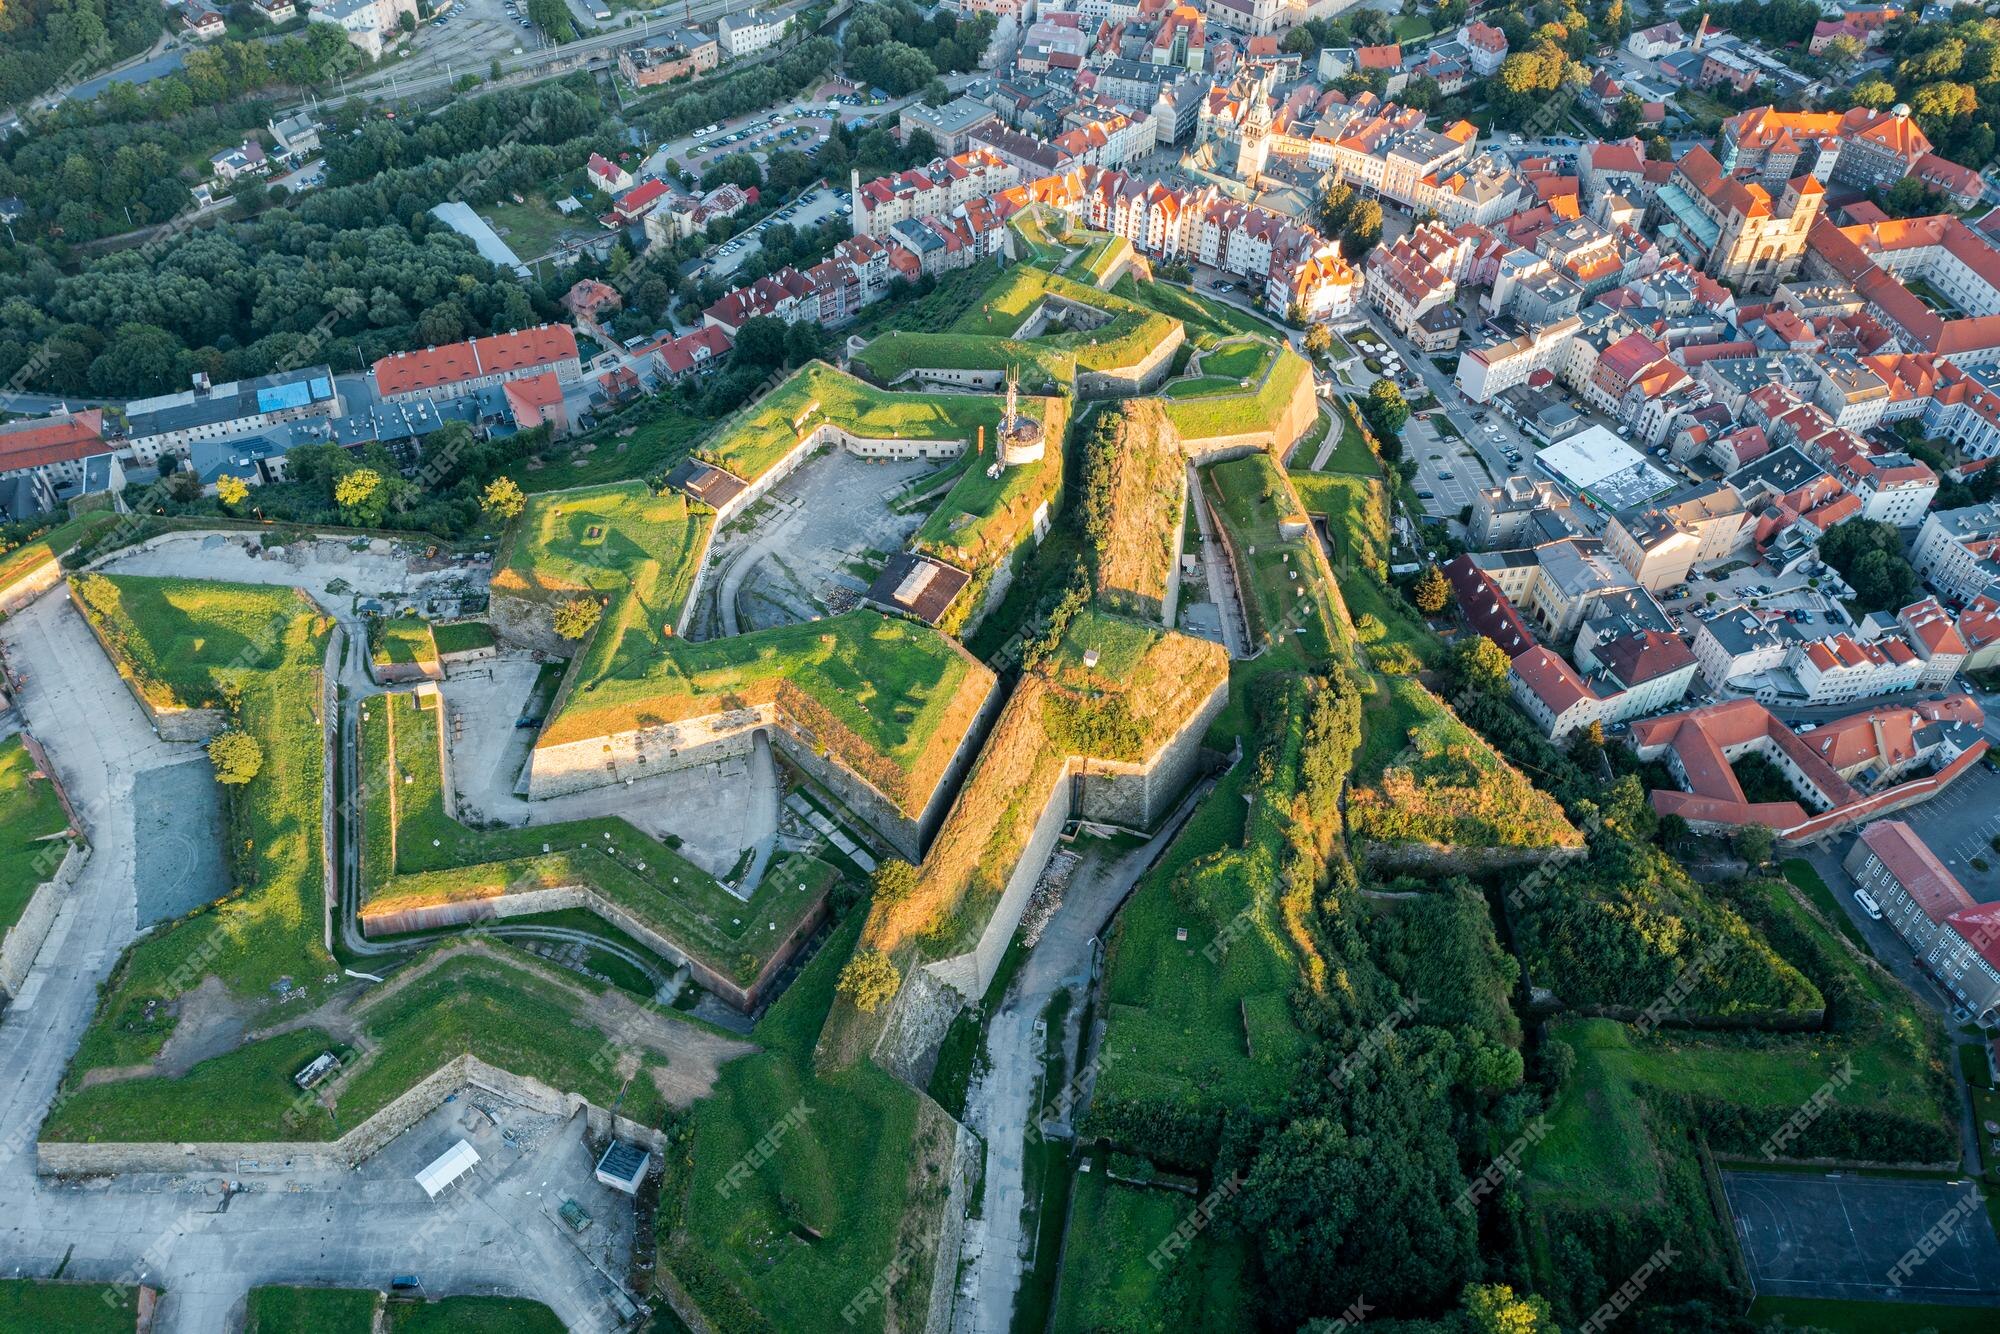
[0,552,63,617]
[36,1053,665,1178]
[69,580,225,741]
[1074,321,1181,399]
[0,842,84,1002]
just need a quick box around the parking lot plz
[710,181,848,282]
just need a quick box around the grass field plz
[431,620,496,656]
[543,605,990,817]
[0,511,115,604]
[1161,346,1309,443]
[520,396,710,494]
[1111,276,1277,347]
[491,481,712,633]
[697,361,1026,484]
[0,735,69,939]
[370,617,438,670]
[668,914,938,1334]
[1782,857,1871,953]
[65,575,333,1074]
[911,396,1069,571]
[387,1295,567,1333]
[246,1286,381,1332]
[1202,454,1338,667]
[359,689,831,987]
[1049,1171,1251,1334]
[477,199,584,262]
[0,1279,140,1332]
[1197,338,1274,382]
[46,943,683,1142]
[1748,1296,2000,1333]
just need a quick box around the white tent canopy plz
[415,1139,480,1200]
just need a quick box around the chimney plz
[1692,14,1708,51]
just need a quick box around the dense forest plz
[0,0,163,109]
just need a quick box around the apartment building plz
[1844,820,2000,1021]
[371,327,580,405]
[1603,481,1752,591]
[1471,475,1573,548]
[1913,503,2000,603]
[121,368,341,465]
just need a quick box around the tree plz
[1464,1283,1556,1334]
[1451,635,1512,696]
[334,468,384,525]
[734,315,791,368]
[481,476,527,521]
[1412,564,1451,615]
[1822,34,1865,69]
[871,859,918,904]
[837,949,901,1012]
[1734,823,1776,869]
[215,474,250,509]
[783,318,827,367]
[208,730,264,785]
[1850,76,1899,111]
[1646,134,1673,162]
[1304,324,1333,358]
[553,596,603,640]
[398,10,416,32]
[1362,377,1410,439]
[1819,518,1917,611]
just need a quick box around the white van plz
[1853,889,1882,921]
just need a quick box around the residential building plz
[1364,222,1470,353]
[372,326,581,404]
[1844,820,2000,1021]
[307,0,418,60]
[1913,503,2000,602]
[268,111,320,159]
[121,369,341,466]
[900,99,1003,154]
[1471,475,1573,548]
[618,27,719,88]
[0,410,109,496]
[716,6,792,57]
[1603,481,1752,591]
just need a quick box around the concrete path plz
[1187,463,1250,658]
[959,790,1211,1332]
[0,590,638,1331]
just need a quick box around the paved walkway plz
[958,786,1211,1332]
[1187,463,1249,659]
[0,589,634,1331]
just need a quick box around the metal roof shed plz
[415,1139,480,1201]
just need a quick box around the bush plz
[837,949,901,1013]
[207,730,264,785]
[553,596,603,641]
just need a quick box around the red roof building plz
[373,325,581,402]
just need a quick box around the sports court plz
[1723,1170,2000,1304]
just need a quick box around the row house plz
[849,152,1020,238]
[1509,628,1699,741]
[1364,222,1470,352]
[1785,630,1922,704]
[372,329,579,407]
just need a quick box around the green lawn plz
[0,736,70,938]
[519,396,710,494]
[47,944,686,1143]
[668,914,936,1334]
[698,361,1021,484]
[65,575,333,1073]
[1197,338,1274,382]
[361,689,833,987]
[388,1295,566,1332]
[1111,276,1277,347]
[1050,1171,1251,1334]
[0,1279,141,1333]
[0,511,115,604]
[1202,453,1338,667]
[1749,1296,2000,1333]
[370,616,437,669]
[476,199,584,263]
[246,1286,382,1332]
[431,620,495,656]
[492,480,712,632]
[1782,857,1870,953]
[1161,346,1308,444]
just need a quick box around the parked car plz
[1853,889,1883,921]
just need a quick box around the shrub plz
[553,596,604,641]
[837,950,901,1013]
[207,730,264,785]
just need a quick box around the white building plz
[1912,504,2000,603]
[717,7,793,58]
[308,0,418,59]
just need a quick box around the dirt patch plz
[75,975,256,1088]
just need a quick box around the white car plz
[1853,889,1882,921]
